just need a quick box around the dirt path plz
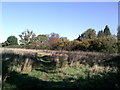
[1,48,52,56]
[1,47,119,57]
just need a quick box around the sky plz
[118,1,120,25]
[1,0,119,2]
[0,2,118,43]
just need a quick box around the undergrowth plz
[2,52,120,89]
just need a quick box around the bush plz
[89,36,118,53]
[117,41,120,53]
[72,39,91,51]
[7,36,18,45]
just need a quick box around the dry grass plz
[89,65,117,74]
[2,48,120,89]
[2,47,119,56]
[2,47,119,63]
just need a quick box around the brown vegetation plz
[2,48,119,67]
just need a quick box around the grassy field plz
[2,48,120,89]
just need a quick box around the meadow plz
[1,48,120,89]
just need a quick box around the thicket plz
[2,25,120,53]
[2,36,18,47]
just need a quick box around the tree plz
[48,33,60,49]
[97,30,104,37]
[75,35,82,41]
[2,41,10,47]
[37,34,49,44]
[72,39,90,51]
[89,36,117,53]
[7,36,18,45]
[31,34,49,48]
[117,25,120,41]
[19,30,35,45]
[81,28,96,39]
[104,25,111,36]
[56,37,69,50]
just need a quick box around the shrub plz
[117,41,120,53]
[7,36,18,45]
[89,36,118,53]
[73,39,91,51]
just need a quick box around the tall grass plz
[2,48,120,89]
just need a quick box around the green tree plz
[7,36,18,45]
[104,25,111,36]
[75,35,81,41]
[97,30,104,37]
[37,34,49,44]
[19,30,35,45]
[56,37,69,50]
[72,39,91,51]
[34,34,49,49]
[48,33,60,49]
[2,41,10,47]
[117,41,120,53]
[89,36,117,53]
[117,25,120,41]
[81,28,96,39]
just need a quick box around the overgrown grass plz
[2,49,120,89]
[3,63,119,89]
[28,64,89,81]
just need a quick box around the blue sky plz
[118,1,120,25]
[1,2,118,43]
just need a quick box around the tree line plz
[2,25,120,53]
